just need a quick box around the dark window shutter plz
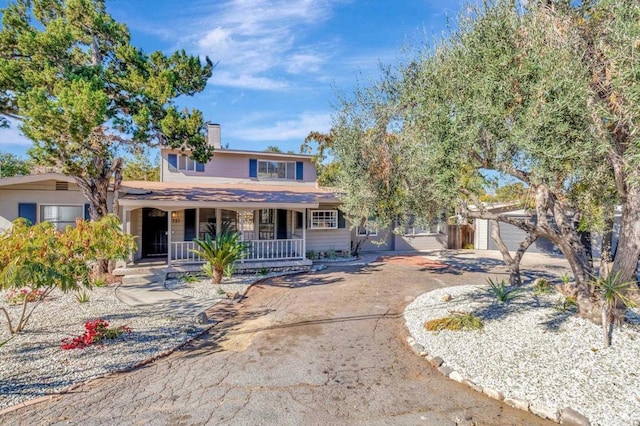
[84,204,91,220]
[338,210,346,228]
[195,161,205,172]
[249,159,258,178]
[168,154,177,169]
[18,203,37,225]
[296,161,303,180]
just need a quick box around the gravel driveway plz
[0,254,553,425]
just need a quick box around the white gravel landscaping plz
[0,273,264,411]
[404,284,640,426]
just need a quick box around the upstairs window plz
[309,210,338,229]
[258,160,295,180]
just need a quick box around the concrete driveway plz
[1,252,564,425]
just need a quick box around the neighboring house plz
[473,204,619,258]
[0,173,99,232]
[0,124,449,269]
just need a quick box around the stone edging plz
[405,336,592,426]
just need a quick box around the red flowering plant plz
[61,319,132,350]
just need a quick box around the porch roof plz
[119,181,340,209]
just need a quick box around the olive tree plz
[328,0,640,321]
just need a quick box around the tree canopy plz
[0,0,214,220]
[0,151,31,177]
[323,0,640,319]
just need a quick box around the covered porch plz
[121,206,309,266]
[118,181,340,268]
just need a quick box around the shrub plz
[555,296,578,312]
[180,274,199,284]
[191,231,248,284]
[425,312,483,331]
[487,277,523,302]
[61,319,132,350]
[533,278,553,295]
[0,216,135,334]
[75,290,90,304]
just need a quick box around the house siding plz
[0,184,112,231]
[351,226,394,252]
[394,234,448,251]
[161,150,317,184]
[305,229,351,253]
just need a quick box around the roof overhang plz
[0,172,76,188]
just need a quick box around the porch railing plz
[171,241,202,262]
[246,239,304,261]
[170,238,304,264]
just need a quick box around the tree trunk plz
[213,268,223,285]
[600,213,615,279]
[73,156,124,274]
[612,185,640,285]
[111,157,123,217]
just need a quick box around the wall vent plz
[55,181,68,191]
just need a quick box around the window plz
[257,160,296,180]
[357,221,378,237]
[178,155,204,172]
[167,154,204,172]
[41,205,83,231]
[404,214,445,235]
[310,210,338,229]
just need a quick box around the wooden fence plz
[447,224,475,249]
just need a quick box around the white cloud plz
[194,0,338,89]
[228,112,332,141]
[211,70,288,90]
[285,53,325,74]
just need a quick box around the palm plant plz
[191,231,248,284]
[593,272,637,347]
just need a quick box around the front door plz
[142,208,168,257]
[276,209,288,239]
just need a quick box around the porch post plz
[123,207,133,263]
[216,208,222,236]
[167,209,172,267]
[302,208,307,260]
[195,207,200,240]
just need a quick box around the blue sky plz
[0,0,463,157]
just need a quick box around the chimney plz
[207,123,221,149]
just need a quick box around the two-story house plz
[0,124,448,270]
[119,124,350,268]
[0,124,351,270]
